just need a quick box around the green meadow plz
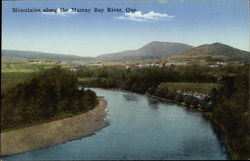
[159,82,223,94]
[1,62,61,93]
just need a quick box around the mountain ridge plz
[173,42,250,61]
[97,41,193,61]
[2,42,250,62]
[2,50,94,61]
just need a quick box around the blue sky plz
[2,0,249,57]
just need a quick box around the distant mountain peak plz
[175,42,250,61]
[97,41,193,61]
[212,42,224,45]
[148,41,162,44]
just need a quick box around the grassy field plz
[78,77,92,82]
[1,72,39,94]
[1,62,65,94]
[159,82,223,94]
[1,62,58,73]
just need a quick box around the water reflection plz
[147,98,159,110]
[123,94,138,101]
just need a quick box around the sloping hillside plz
[2,50,94,62]
[175,42,250,61]
[97,41,193,61]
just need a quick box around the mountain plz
[2,50,94,62]
[3,42,249,63]
[97,41,193,61]
[175,42,250,61]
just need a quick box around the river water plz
[4,88,228,160]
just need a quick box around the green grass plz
[78,77,112,83]
[1,62,60,94]
[159,82,223,94]
[1,62,57,73]
[78,77,92,82]
[1,72,38,94]
[1,61,78,94]
[2,62,40,93]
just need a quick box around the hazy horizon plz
[2,40,250,58]
[3,0,249,57]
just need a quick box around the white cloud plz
[42,8,77,16]
[115,11,174,22]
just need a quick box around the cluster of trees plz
[1,67,97,130]
[76,63,249,159]
[212,69,250,159]
[77,65,222,92]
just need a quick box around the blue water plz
[3,88,228,160]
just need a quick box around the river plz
[4,88,228,160]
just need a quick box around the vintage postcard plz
[1,0,249,160]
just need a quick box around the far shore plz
[0,98,107,156]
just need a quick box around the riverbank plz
[0,98,107,156]
[146,93,232,159]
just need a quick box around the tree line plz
[1,67,98,130]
